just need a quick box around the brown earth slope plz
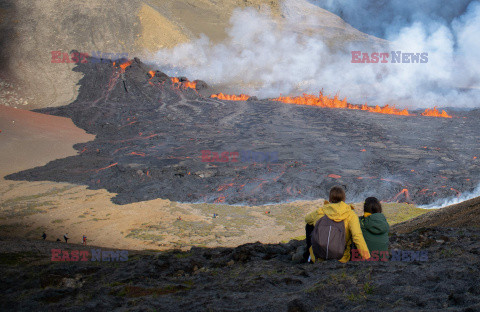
[392,196,480,233]
[0,105,95,176]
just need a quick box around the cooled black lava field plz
[6,57,480,205]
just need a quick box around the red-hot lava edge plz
[210,93,452,118]
[6,57,479,206]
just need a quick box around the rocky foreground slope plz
[393,195,480,233]
[1,222,480,311]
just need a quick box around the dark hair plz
[329,186,346,203]
[364,197,382,213]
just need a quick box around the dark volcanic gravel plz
[5,56,480,205]
[1,227,480,311]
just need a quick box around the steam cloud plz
[420,183,480,209]
[150,0,480,109]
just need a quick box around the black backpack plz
[311,215,346,260]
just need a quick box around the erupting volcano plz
[5,56,480,206]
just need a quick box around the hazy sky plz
[151,0,480,109]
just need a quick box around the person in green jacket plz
[304,186,371,263]
[359,197,389,257]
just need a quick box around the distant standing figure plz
[82,235,87,245]
[64,233,69,243]
[42,232,47,240]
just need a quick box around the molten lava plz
[328,174,342,179]
[129,152,146,157]
[210,91,453,118]
[210,93,250,101]
[95,162,118,173]
[118,60,133,72]
[450,187,461,197]
[391,188,411,202]
[182,81,197,89]
[211,91,415,116]
[272,93,410,116]
[421,107,452,118]
[170,77,197,89]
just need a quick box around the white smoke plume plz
[420,183,480,209]
[149,0,480,109]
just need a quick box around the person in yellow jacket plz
[304,186,370,263]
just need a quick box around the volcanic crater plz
[5,56,480,206]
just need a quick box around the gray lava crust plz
[5,56,480,205]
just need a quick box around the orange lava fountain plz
[421,107,452,118]
[210,93,250,101]
[212,91,453,118]
[272,93,410,116]
[119,60,133,72]
[170,77,197,89]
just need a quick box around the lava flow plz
[112,60,133,73]
[390,189,411,203]
[273,93,410,116]
[171,77,197,89]
[214,91,456,118]
[421,107,452,118]
[6,57,479,206]
[211,93,250,101]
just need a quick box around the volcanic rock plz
[2,224,480,311]
[4,58,480,206]
[392,195,480,233]
[193,80,208,91]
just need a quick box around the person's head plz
[329,186,346,203]
[364,197,382,214]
